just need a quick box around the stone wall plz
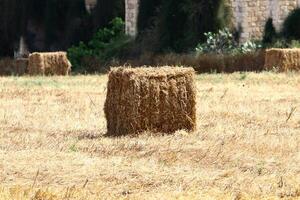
[125,0,300,40]
[230,0,299,41]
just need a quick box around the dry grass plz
[0,72,300,199]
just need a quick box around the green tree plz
[282,8,300,40]
[262,18,277,45]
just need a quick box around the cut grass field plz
[0,72,300,199]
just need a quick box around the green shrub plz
[289,40,300,48]
[195,28,236,54]
[239,41,262,54]
[67,18,131,72]
[270,39,289,48]
[195,29,261,55]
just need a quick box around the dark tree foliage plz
[262,18,277,45]
[137,0,232,53]
[27,0,47,22]
[282,8,300,40]
[0,0,22,56]
[43,0,89,50]
[0,0,124,57]
[137,0,162,33]
[92,0,125,32]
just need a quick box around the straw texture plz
[265,48,300,71]
[28,52,71,75]
[104,67,196,136]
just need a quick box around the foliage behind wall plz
[137,0,232,53]
[0,0,125,57]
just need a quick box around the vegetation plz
[195,29,261,55]
[67,18,130,72]
[137,0,232,53]
[92,0,125,31]
[0,0,125,57]
[282,8,300,40]
[262,18,277,46]
[2,0,300,73]
[262,9,300,49]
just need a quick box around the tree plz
[0,0,21,56]
[92,0,125,32]
[282,8,300,40]
[138,0,232,53]
[0,0,126,57]
[137,0,162,34]
[262,18,277,45]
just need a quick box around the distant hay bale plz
[265,48,300,71]
[28,52,71,75]
[104,67,196,136]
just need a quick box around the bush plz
[239,41,262,54]
[195,29,261,55]
[282,8,300,40]
[67,18,131,72]
[195,28,236,54]
[289,40,300,48]
[265,39,300,49]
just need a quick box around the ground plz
[0,72,300,200]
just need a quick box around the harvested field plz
[0,73,300,199]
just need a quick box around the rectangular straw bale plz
[265,48,300,71]
[28,52,71,75]
[104,67,196,136]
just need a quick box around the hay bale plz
[265,48,300,71]
[104,67,196,136]
[28,52,71,75]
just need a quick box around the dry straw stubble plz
[104,67,196,136]
[28,52,71,75]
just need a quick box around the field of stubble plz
[0,72,300,200]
